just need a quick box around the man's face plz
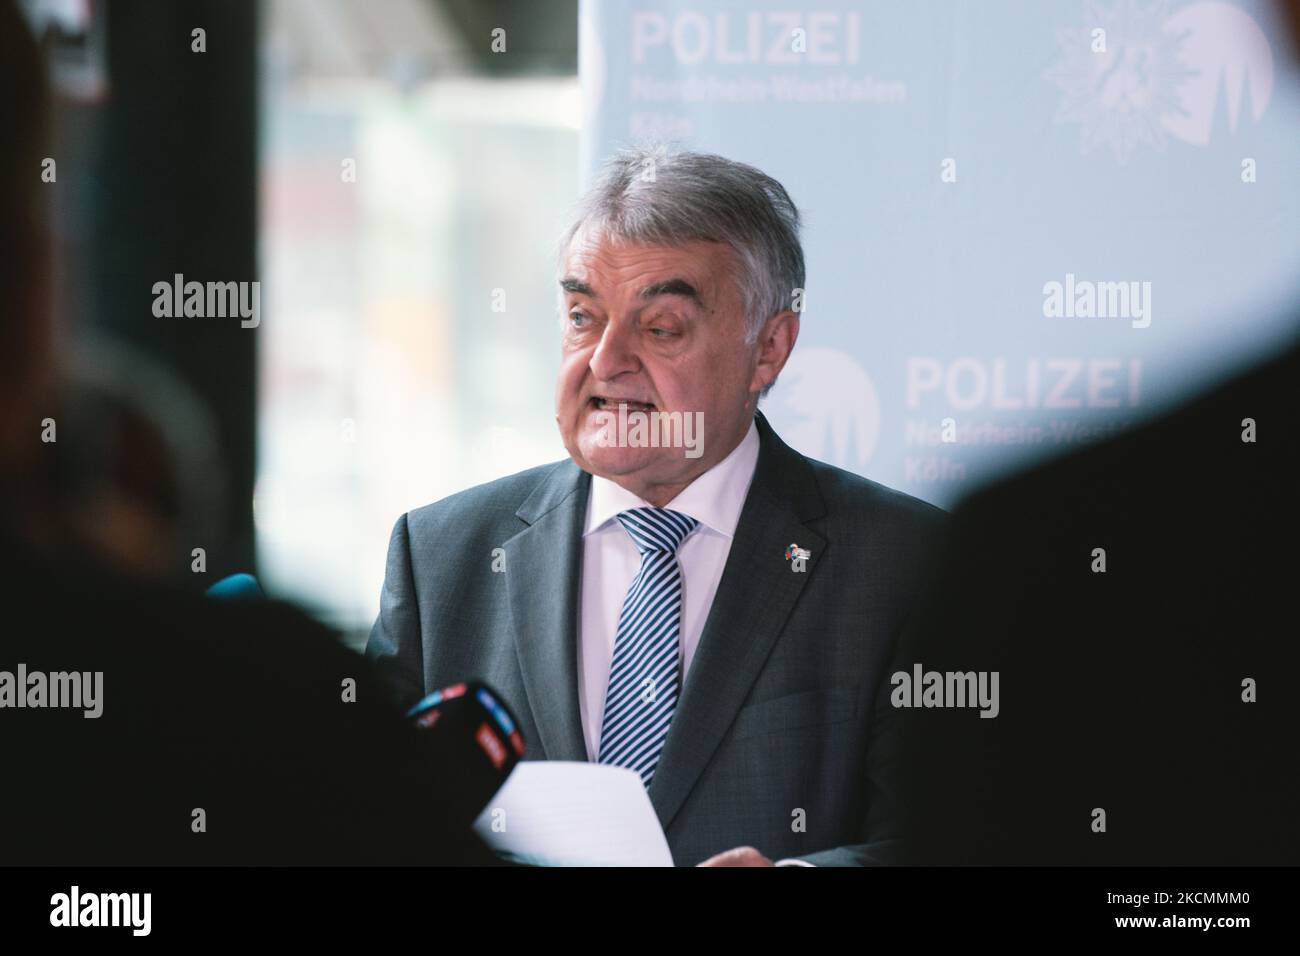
[555,231,777,501]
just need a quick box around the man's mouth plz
[589,396,656,413]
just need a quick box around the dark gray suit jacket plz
[366,412,944,866]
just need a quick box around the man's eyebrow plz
[559,277,594,297]
[639,278,703,307]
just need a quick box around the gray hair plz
[558,146,805,349]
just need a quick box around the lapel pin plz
[785,543,810,572]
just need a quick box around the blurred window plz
[258,0,579,644]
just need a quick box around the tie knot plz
[617,507,698,555]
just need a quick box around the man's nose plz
[588,318,640,381]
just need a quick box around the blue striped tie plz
[597,507,699,787]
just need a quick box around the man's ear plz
[749,310,800,394]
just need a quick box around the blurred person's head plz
[51,338,228,581]
[0,0,55,527]
[555,147,803,506]
[0,2,230,573]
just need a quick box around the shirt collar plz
[584,418,760,539]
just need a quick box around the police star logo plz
[1043,0,1275,164]
[1044,0,1193,164]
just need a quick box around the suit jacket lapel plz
[504,460,591,762]
[648,412,827,832]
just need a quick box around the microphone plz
[206,573,265,600]
[408,681,525,829]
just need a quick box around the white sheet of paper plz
[472,761,674,866]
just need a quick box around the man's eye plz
[569,311,589,326]
[649,328,676,338]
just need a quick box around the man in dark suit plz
[0,0,497,867]
[368,149,944,866]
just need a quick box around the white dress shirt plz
[577,418,760,764]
